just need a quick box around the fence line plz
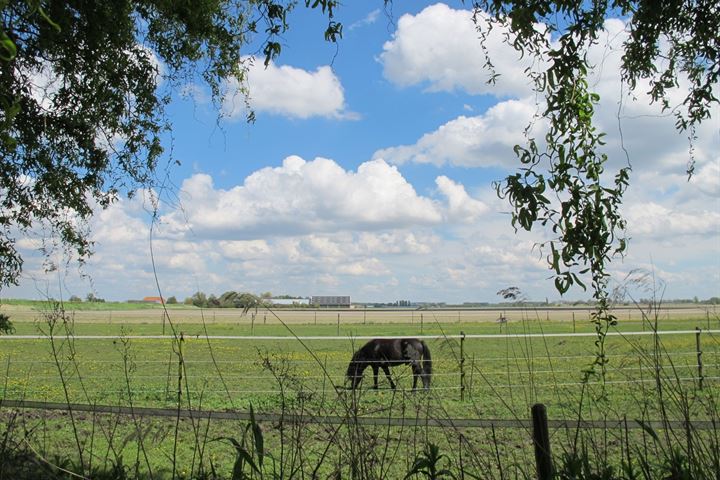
[9,363,719,381]
[1,399,717,431]
[1,353,717,373]
[0,350,711,364]
[5,377,718,397]
[2,329,719,341]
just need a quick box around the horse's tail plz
[420,340,432,383]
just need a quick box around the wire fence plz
[2,399,718,431]
[1,329,718,409]
[2,329,719,340]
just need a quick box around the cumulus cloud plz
[223,58,355,119]
[219,240,271,259]
[435,176,489,222]
[337,258,390,276]
[379,7,718,178]
[379,3,541,98]
[164,156,444,238]
[624,202,720,238]
[373,99,540,167]
[692,159,720,198]
[357,232,436,255]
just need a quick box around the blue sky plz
[7,2,720,303]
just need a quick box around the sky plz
[6,1,720,304]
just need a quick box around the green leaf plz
[634,419,660,442]
[249,404,264,469]
[38,7,61,33]
[0,31,16,61]
[214,437,261,475]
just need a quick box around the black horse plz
[346,338,432,390]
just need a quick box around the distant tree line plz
[68,293,106,303]
[183,291,266,313]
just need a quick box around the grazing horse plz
[346,338,432,390]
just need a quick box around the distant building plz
[269,298,310,306]
[311,295,351,308]
[142,296,164,304]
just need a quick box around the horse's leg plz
[381,365,396,389]
[411,363,421,391]
[422,366,431,390]
[372,365,379,389]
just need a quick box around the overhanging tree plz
[0,0,339,288]
[469,0,718,374]
[0,1,717,323]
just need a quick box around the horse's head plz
[345,352,366,389]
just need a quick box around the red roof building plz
[142,296,164,304]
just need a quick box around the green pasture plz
[1,313,718,421]
[1,306,719,479]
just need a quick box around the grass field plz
[1,303,719,479]
[1,304,718,415]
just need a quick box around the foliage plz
[166,295,177,304]
[215,404,266,479]
[0,0,340,288]
[184,290,263,312]
[405,443,457,479]
[85,292,105,303]
[190,291,208,308]
[470,0,719,299]
[0,312,13,334]
[465,0,719,376]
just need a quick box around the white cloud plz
[624,202,720,237]
[337,258,390,276]
[379,7,718,181]
[349,9,381,30]
[164,156,444,237]
[223,58,355,120]
[435,176,489,222]
[379,3,541,98]
[692,159,720,197]
[219,240,271,259]
[373,99,540,167]
[357,232,436,255]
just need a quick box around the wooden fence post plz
[460,331,466,401]
[420,313,424,334]
[696,327,704,390]
[251,313,255,335]
[572,312,576,333]
[337,313,340,336]
[532,403,554,480]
